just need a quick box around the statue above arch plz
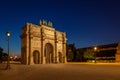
[48,21,53,27]
[40,20,53,27]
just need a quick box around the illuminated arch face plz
[21,22,67,64]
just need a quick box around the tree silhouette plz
[83,49,95,60]
[67,49,74,61]
[0,47,3,63]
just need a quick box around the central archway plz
[44,43,53,64]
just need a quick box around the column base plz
[63,57,67,63]
[42,57,46,64]
[55,56,58,63]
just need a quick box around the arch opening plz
[44,43,54,64]
[33,50,40,64]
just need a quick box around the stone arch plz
[44,43,54,64]
[58,52,62,63]
[33,50,40,64]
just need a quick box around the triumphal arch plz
[21,20,67,64]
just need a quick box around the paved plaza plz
[0,63,120,80]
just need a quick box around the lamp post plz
[6,31,10,69]
[94,47,97,63]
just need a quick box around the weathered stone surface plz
[21,22,67,65]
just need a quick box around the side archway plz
[33,50,40,64]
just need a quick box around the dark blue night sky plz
[0,0,120,56]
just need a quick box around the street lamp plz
[6,31,10,70]
[94,47,97,63]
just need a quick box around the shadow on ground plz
[0,62,21,70]
[0,63,7,70]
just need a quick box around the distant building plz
[68,43,120,62]
[20,20,67,65]
[116,43,120,62]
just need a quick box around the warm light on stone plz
[20,20,67,65]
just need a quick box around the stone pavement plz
[0,63,120,80]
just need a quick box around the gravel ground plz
[0,63,120,80]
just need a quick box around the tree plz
[0,47,3,63]
[67,49,74,62]
[75,49,84,62]
[83,49,95,61]
[66,44,76,62]
[2,53,8,61]
[0,47,8,63]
